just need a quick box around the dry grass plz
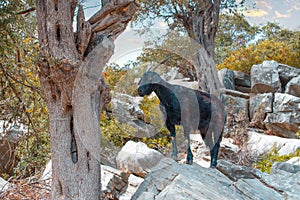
[0,178,50,200]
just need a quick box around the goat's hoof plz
[186,160,193,165]
[172,155,179,161]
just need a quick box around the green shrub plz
[296,130,300,139]
[14,131,50,178]
[100,111,136,147]
[253,145,300,173]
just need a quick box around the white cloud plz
[256,0,273,10]
[275,10,291,18]
[243,9,268,17]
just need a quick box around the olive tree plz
[135,0,245,95]
[35,0,137,199]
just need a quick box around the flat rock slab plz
[131,158,288,200]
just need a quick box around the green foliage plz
[217,39,300,74]
[102,64,127,91]
[139,96,160,123]
[140,127,171,154]
[14,131,50,178]
[1,0,50,178]
[296,131,300,139]
[217,20,300,73]
[133,0,244,32]
[253,145,300,174]
[215,13,259,64]
[138,96,172,153]
[100,111,136,147]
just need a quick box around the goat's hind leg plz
[184,128,193,164]
[166,119,178,160]
[210,127,223,168]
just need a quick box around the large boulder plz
[277,63,300,88]
[285,157,300,166]
[251,60,282,93]
[132,158,246,200]
[116,141,164,177]
[249,93,273,129]
[261,161,300,199]
[264,93,300,138]
[111,93,157,138]
[285,76,300,97]
[131,158,291,200]
[119,174,144,200]
[246,131,300,157]
[223,94,249,128]
[218,68,235,90]
[233,70,251,93]
[101,165,130,200]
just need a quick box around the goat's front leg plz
[166,119,178,160]
[184,128,193,164]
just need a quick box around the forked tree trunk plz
[181,0,223,95]
[35,0,137,199]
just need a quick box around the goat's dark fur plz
[138,71,226,168]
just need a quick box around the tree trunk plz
[182,0,223,95]
[35,0,137,199]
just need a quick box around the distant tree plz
[35,0,137,199]
[134,0,246,95]
[215,12,258,64]
[259,22,300,61]
[217,39,300,73]
[218,22,300,73]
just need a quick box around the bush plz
[218,39,300,74]
[253,145,300,173]
[100,111,136,147]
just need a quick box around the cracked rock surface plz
[132,157,299,200]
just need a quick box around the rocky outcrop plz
[246,131,300,156]
[223,94,249,128]
[233,70,251,93]
[119,174,144,200]
[101,165,130,200]
[131,157,299,200]
[218,68,235,90]
[285,76,300,97]
[116,141,164,177]
[264,93,300,138]
[251,60,282,93]
[250,93,273,129]
[111,92,157,138]
[277,63,300,88]
[220,61,300,137]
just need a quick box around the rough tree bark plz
[175,0,223,95]
[35,0,137,199]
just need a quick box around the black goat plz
[138,71,226,168]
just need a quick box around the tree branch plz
[88,0,138,40]
[76,5,92,58]
[17,7,36,15]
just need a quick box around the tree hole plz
[56,23,61,42]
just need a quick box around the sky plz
[84,0,300,66]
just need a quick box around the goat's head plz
[138,71,163,96]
